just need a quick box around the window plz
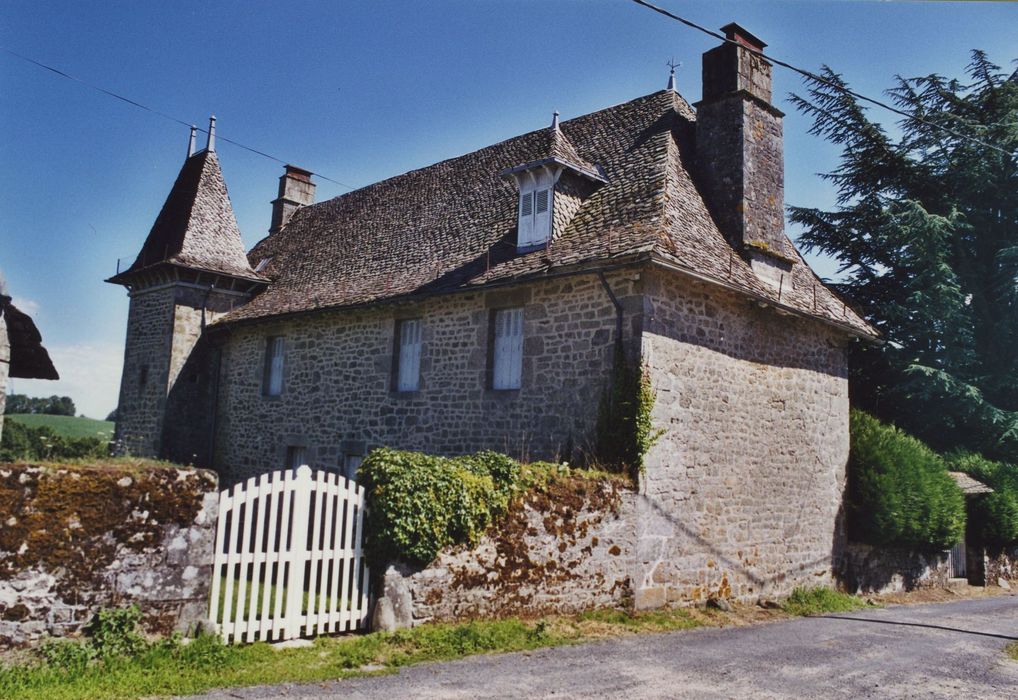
[138,365,148,394]
[286,445,307,470]
[492,307,523,390]
[263,336,284,396]
[517,167,557,247]
[395,319,422,392]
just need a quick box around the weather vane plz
[666,57,682,90]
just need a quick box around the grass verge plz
[783,586,870,616]
[1006,641,1018,661]
[0,608,702,700]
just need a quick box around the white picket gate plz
[209,465,371,644]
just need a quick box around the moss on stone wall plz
[0,460,217,641]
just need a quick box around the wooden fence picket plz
[209,465,371,644]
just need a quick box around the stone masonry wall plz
[984,546,1018,586]
[116,283,245,464]
[378,477,637,627]
[115,287,175,457]
[635,268,850,607]
[839,543,951,595]
[215,271,640,483]
[0,462,218,649]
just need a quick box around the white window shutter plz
[518,191,535,246]
[398,319,422,392]
[534,188,551,243]
[493,308,523,390]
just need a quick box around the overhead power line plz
[629,0,1014,157]
[1,46,358,190]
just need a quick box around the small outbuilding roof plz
[949,471,993,495]
[0,295,58,380]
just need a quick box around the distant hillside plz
[6,414,115,440]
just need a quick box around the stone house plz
[109,25,877,605]
[0,294,59,442]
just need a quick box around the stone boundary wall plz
[838,543,951,595]
[375,478,637,629]
[984,546,1018,587]
[0,462,218,648]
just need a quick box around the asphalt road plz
[189,596,1018,699]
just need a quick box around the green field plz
[6,414,115,439]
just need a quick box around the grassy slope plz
[6,414,114,439]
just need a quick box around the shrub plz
[848,410,965,550]
[945,451,1018,545]
[359,448,522,565]
[88,605,147,660]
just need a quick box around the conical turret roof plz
[112,148,263,283]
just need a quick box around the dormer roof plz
[109,147,266,285]
[500,113,606,184]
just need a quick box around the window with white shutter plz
[492,307,523,390]
[517,180,553,248]
[396,318,422,392]
[264,336,285,396]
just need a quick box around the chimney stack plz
[186,126,197,159]
[695,23,791,286]
[206,115,216,152]
[269,165,315,234]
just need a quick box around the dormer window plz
[518,172,554,248]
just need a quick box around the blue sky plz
[2,1,1015,418]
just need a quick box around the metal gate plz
[949,540,967,578]
[209,465,371,644]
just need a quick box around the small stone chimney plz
[269,165,315,234]
[695,23,791,286]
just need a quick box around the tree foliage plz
[790,53,1018,459]
[848,410,965,550]
[4,394,77,417]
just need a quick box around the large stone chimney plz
[269,165,315,234]
[695,23,792,287]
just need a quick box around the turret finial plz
[666,57,681,91]
[206,115,216,152]
[551,111,560,130]
[186,125,197,159]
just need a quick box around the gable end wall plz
[635,267,849,605]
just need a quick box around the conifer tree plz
[790,52,1018,459]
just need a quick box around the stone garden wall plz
[984,546,1018,587]
[839,543,952,594]
[376,477,637,628]
[0,461,218,648]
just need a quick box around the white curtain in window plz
[267,337,285,396]
[493,307,523,389]
[397,319,422,392]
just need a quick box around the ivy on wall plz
[594,347,662,479]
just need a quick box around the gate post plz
[285,465,313,638]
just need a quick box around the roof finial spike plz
[206,115,216,152]
[666,57,681,91]
[551,110,560,131]
[186,125,197,159]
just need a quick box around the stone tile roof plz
[221,90,875,337]
[501,122,604,183]
[1,296,58,380]
[114,150,264,282]
[949,471,993,495]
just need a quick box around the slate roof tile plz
[220,90,874,337]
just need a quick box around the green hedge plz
[848,410,965,551]
[358,448,521,565]
[945,451,1018,545]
